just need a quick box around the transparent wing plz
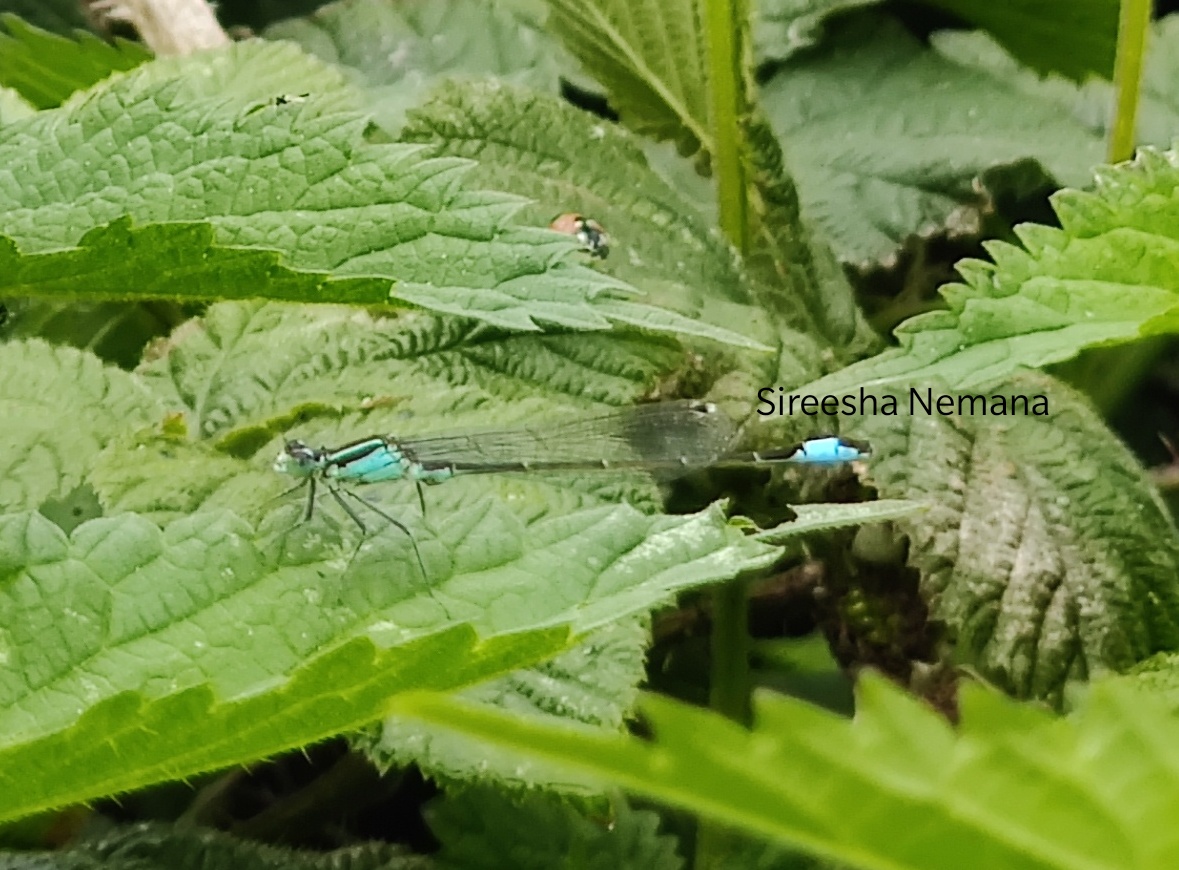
[394,401,738,472]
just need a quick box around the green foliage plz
[922,0,1118,81]
[0,15,150,109]
[265,0,570,135]
[365,619,651,792]
[0,823,429,869]
[4,0,1179,866]
[0,341,162,508]
[793,140,1179,395]
[0,41,765,345]
[430,787,683,869]
[395,673,1179,870]
[755,0,1117,83]
[849,375,1179,702]
[544,0,711,155]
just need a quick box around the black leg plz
[415,481,427,518]
[302,476,318,523]
[327,483,368,534]
[334,486,427,580]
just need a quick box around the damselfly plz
[273,400,870,570]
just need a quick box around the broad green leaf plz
[0,340,162,511]
[0,821,428,869]
[755,499,925,544]
[839,375,1179,702]
[543,0,711,156]
[0,42,738,341]
[127,300,687,447]
[923,0,1117,81]
[761,14,1113,265]
[790,141,1179,396]
[0,509,573,823]
[401,80,804,358]
[85,299,790,792]
[0,483,777,823]
[0,14,149,109]
[936,20,1179,149]
[395,674,1179,870]
[429,787,683,870]
[75,37,358,110]
[265,0,569,135]
[537,0,874,353]
[762,13,1179,266]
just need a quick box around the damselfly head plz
[275,440,324,476]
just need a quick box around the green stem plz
[703,0,749,251]
[700,4,754,864]
[1061,0,1157,413]
[1107,0,1151,163]
[701,0,753,726]
[708,579,751,724]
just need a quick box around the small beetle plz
[549,212,610,259]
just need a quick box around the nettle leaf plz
[0,1,89,36]
[923,0,1118,81]
[129,300,688,446]
[365,618,649,792]
[937,19,1179,150]
[395,673,1179,870]
[846,375,1179,703]
[265,0,569,135]
[755,499,926,545]
[536,1,874,355]
[0,822,427,870]
[429,787,683,870]
[401,79,809,361]
[760,14,1134,265]
[0,340,162,512]
[742,113,881,357]
[0,472,777,824]
[0,42,738,340]
[68,301,782,796]
[544,0,711,155]
[0,14,150,109]
[795,140,1179,397]
[0,508,574,823]
[754,0,880,63]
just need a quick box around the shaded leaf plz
[430,787,683,870]
[396,673,1179,870]
[0,14,149,109]
[923,0,1117,82]
[366,618,650,793]
[544,0,711,156]
[846,375,1179,702]
[0,821,428,869]
[265,0,569,135]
